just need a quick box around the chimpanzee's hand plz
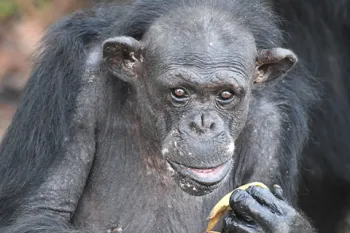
[222,185,314,233]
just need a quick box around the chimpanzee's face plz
[131,19,258,196]
[145,67,253,195]
[102,10,297,196]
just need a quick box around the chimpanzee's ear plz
[253,48,298,84]
[102,36,143,83]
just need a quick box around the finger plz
[223,215,262,233]
[245,186,284,215]
[229,189,274,223]
[272,184,285,200]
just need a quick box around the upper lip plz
[167,160,232,186]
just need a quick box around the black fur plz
[0,0,349,232]
[271,1,350,232]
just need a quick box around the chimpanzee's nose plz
[183,111,223,137]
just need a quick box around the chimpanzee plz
[0,0,349,232]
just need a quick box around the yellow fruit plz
[206,182,269,233]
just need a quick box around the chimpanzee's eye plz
[171,88,188,99]
[218,90,234,102]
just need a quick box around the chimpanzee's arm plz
[223,80,315,232]
[0,8,119,233]
[1,114,97,233]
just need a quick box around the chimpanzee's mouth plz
[167,159,233,186]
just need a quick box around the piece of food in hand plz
[206,182,269,233]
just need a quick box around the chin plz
[167,159,233,196]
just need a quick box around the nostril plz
[187,114,217,135]
[190,122,197,131]
[210,122,215,130]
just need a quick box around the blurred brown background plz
[0,0,105,139]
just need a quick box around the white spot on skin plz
[107,227,123,233]
[209,42,213,46]
[166,163,175,175]
[227,142,235,154]
[130,52,136,61]
[162,148,169,155]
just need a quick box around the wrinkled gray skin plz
[0,4,313,233]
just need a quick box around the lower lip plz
[169,160,232,186]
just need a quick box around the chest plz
[71,154,230,233]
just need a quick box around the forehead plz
[143,7,257,75]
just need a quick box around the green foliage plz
[0,0,52,19]
[0,0,18,19]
